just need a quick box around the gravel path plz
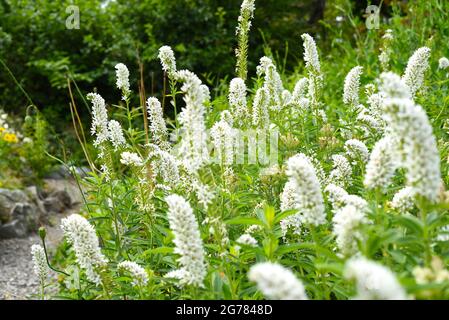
[0,211,71,300]
[0,179,84,300]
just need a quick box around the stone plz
[25,185,46,201]
[0,202,39,239]
[44,165,71,180]
[11,203,39,231]
[44,165,91,180]
[0,189,29,223]
[0,220,27,238]
[24,186,47,216]
[48,190,72,208]
[43,197,65,214]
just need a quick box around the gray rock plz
[74,166,91,178]
[0,220,27,238]
[44,165,91,180]
[25,185,45,201]
[25,186,47,216]
[0,203,39,239]
[44,165,71,180]
[0,189,29,223]
[43,197,65,214]
[11,203,39,231]
[48,190,72,208]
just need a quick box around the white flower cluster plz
[228,78,248,125]
[239,0,255,17]
[61,214,107,285]
[343,66,363,106]
[158,46,177,78]
[332,205,368,256]
[380,72,441,202]
[329,154,352,187]
[344,256,407,300]
[364,135,397,191]
[146,97,169,150]
[285,153,326,226]
[236,234,258,247]
[357,90,385,136]
[87,93,109,147]
[279,180,301,237]
[290,77,310,112]
[379,29,394,71]
[117,261,149,287]
[192,180,215,211]
[248,262,308,300]
[324,183,349,210]
[301,33,320,73]
[437,225,449,242]
[344,139,369,163]
[115,63,130,99]
[251,87,270,128]
[402,47,431,97]
[378,71,411,99]
[301,33,322,108]
[391,187,415,213]
[120,151,143,167]
[148,144,180,187]
[107,120,126,150]
[31,244,48,285]
[256,57,284,111]
[366,92,384,125]
[325,183,368,213]
[220,110,234,126]
[175,70,209,173]
[413,257,449,286]
[280,180,297,212]
[87,91,127,172]
[210,118,236,165]
[439,57,449,70]
[165,195,206,287]
[246,224,263,235]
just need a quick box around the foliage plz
[0,0,345,132]
[20,0,449,300]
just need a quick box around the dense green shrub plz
[0,0,350,129]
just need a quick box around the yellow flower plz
[0,127,5,133]
[3,133,18,143]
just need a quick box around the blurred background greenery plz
[0,0,448,174]
[0,0,384,124]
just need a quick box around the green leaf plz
[264,205,276,228]
[314,262,344,275]
[224,217,263,226]
[274,209,298,224]
[143,247,174,256]
[394,214,424,235]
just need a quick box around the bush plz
[29,1,449,300]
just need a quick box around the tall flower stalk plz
[248,262,308,300]
[175,70,209,174]
[285,153,326,226]
[235,0,255,80]
[31,244,49,299]
[165,195,207,288]
[61,214,108,286]
[301,33,323,110]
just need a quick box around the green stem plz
[109,182,122,257]
[40,237,70,277]
[419,199,432,266]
